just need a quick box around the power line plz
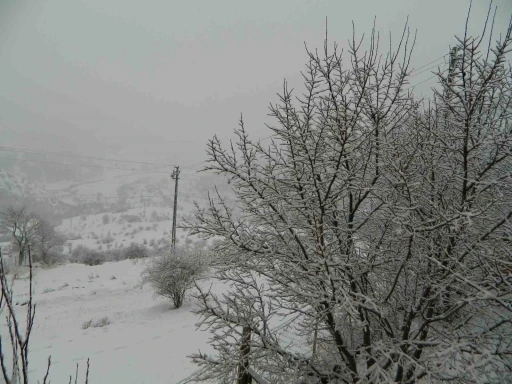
[0,146,175,169]
[71,194,174,199]
[72,192,207,199]
[0,145,210,172]
[410,54,449,75]
[0,156,173,174]
[409,61,447,79]
[405,69,448,91]
[0,153,206,177]
[180,160,207,170]
[0,55,451,183]
[0,194,167,200]
[0,192,208,200]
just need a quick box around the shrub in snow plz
[94,316,111,327]
[120,214,140,223]
[70,244,104,266]
[106,248,122,261]
[82,319,93,329]
[141,247,207,309]
[82,317,111,329]
[102,213,110,224]
[150,210,170,222]
[36,250,66,266]
[122,242,148,260]
[102,232,115,244]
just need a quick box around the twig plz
[85,358,90,384]
[42,355,52,384]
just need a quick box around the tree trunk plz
[237,326,252,384]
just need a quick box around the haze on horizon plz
[1,0,511,168]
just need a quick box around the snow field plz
[0,259,221,384]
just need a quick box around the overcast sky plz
[1,0,511,167]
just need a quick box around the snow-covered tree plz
[0,205,40,266]
[183,15,512,384]
[141,246,208,308]
[33,218,66,265]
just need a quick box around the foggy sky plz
[1,0,511,167]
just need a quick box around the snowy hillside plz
[57,205,208,253]
[0,162,235,383]
[0,169,69,213]
[0,165,223,220]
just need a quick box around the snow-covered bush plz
[155,237,171,251]
[120,214,141,223]
[82,316,111,329]
[70,244,104,266]
[66,232,82,240]
[101,231,114,244]
[141,247,207,308]
[122,242,148,260]
[150,211,171,223]
[103,248,122,261]
[36,250,66,266]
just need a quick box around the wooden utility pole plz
[171,166,180,249]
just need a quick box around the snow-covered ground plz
[0,167,233,383]
[0,259,222,384]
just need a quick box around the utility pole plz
[446,46,460,97]
[443,46,460,121]
[171,166,180,250]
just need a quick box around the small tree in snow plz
[183,13,512,384]
[141,247,207,309]
[34,218,67,265]
[0,205,40,266]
